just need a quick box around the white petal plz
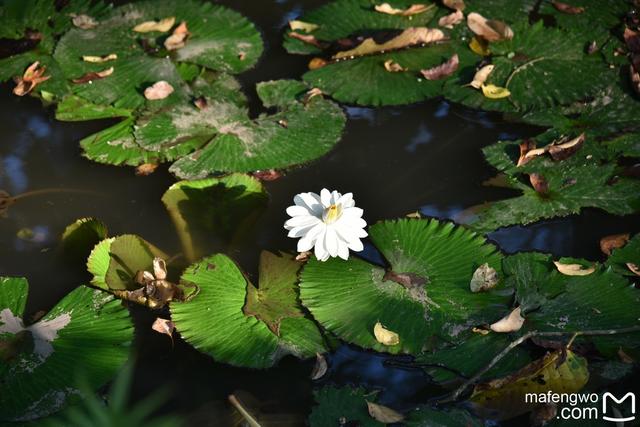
[288,223,317,238]
[284,215,320,230]
[337,240,350,260]
[314,230,329,261]
[320,188,331,207]
[338,192,354,208]
[330,190,341,205]
[342,207,364,219]
[294,192,323,217]
[325,227,339,257]
[348,238,364,252]
[334,222,359,243]
[286,205,311,217]
[296,223,325,250]
[340,216,367,229]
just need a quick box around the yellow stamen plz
[323,204,341,224]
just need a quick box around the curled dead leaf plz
[420,54,459,80]
[13,61,50,96]
[289,32,324,48]
[151,317,175,341]
[194,96,208,110]
[72,14,98,29]
[548,133,585,161]
[473,327,490,335]
[135,163,159,176]
[82,53,118,63]
[624,27,640,53]
[164,21,190,51]
[303,87,323,103]
[366,402,405,424]
[618,348,634,364]
[289,20,319,32]
[308,57,328,70]
[133,17,176,33]
[529,173,549,195]
[470,263,498,292]
[443,0,465,11]
[439,10,464,29]
[600,233,630,256]
[144,81,174,100]
[626,263,640,276]
[333,27,446,59]
[481,83,510,99]
[517,139,537,166]
[373,322,400,346]
[470,64,494,89]
[310,353,328,380]
[406,211,422,219]
[384,59,407,72]
[295,251,312,262]
[467,12,513,42]
[374,3,433,16]
[469,36,490,56]
[71,67,113,84]
[490,307,524,333]
[552,1,585,14]
[553,261,595,276]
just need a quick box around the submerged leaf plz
[420,54,459,80]
[467,12,513,42]
[553,261,595,276]
[333,27,446,59]
[490,307,524,333]
[132,16,176,33]
[367,401,404,423]
[374,3,433,16]
[374,322,400,346]
[481,83,510,99]
[143,81,175,100]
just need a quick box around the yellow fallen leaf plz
[373,322,400,346]
[481,84,511,99]
[384,59,407,72]
[470,64,494,89]
[333,27,445,59]
[288,20,319,32]
[133,16,175,33]
[374,3,433,16]
[82,53,118,63]
[367,401,405,423]
[490,307,524,333]
[470,350,589,420]
[553,261,595,276]
[469,36,490,56]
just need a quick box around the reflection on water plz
[0,0,639,422]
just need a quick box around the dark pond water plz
[1,0,639,425]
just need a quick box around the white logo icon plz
[602,392,636,423]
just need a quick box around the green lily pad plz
[0,277,133,421]
[0,52,70,100]
[55,95,133,121]
[170,251,326,368]
[606,233,640,277]
[60,217,109,263]
[467,132,640,233]
[299,218,509,355]
[140,79,345,178]
[308,386,383,427]
[161,174,268,263]
[443,21,613,112]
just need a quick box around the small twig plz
[439,326,640,404]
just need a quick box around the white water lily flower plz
[284,188,367,261]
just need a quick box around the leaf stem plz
[505,56,547,88]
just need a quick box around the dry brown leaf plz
[553,261,595,276]
[194,96,208,110]
[238,51,246,60]
[333,27,446,59]
[626,263,640,276]
[406,211,422,219]
[470,263,499,292]
[295,251,312,262]
[383,59,407,72]
[303,87,323,103]
[529,173,549,195]
[420,54,459,80]
[252,169,282,181]
[530,404,558,427]
[630,65,640,95]
[71,67,113,84]
[289,20,319,32]
[374,3,433,16]
[13,61,50,96]
[310,353,328,380]
[367,402,405,423]
[490,307,524,333]
[133,17,175,33]
[517,139,540,166]
[443,0,466,11]
[308,57,328,70]
[467,12,513,42]
[164,21,190,50]
[548,133,585,161]
[144,81,174,100]
[438,10,464,29]
[289,31,324,48]
[624,27,640,53]
[151,317,175,340]
[472,327,490,335]
[135,163,159,176]
[552,1,585,14]
[618,348,635,363]
[470,64,494,89]
[82,53,118,63]
[600,233,630,256]
[373,322,400,346]
[72,14,98,29]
